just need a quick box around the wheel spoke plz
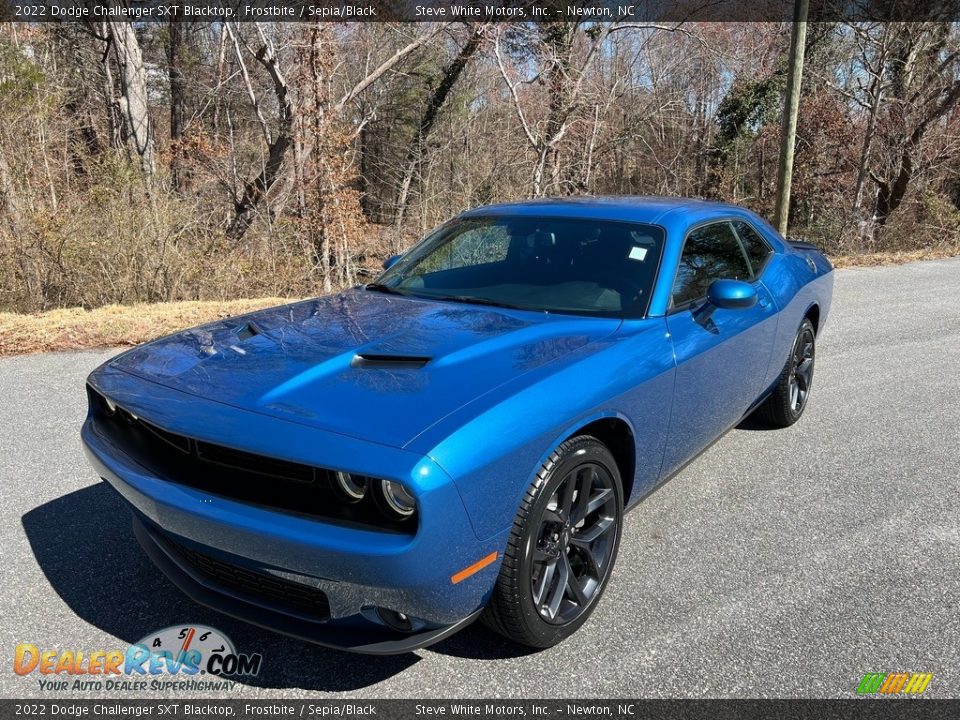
[533,557,558,606]
[544,554,569,619]
[583,486,613,520]
[570,515,614,545]
[569,467,598,524]
[542,508,564,526]
[796,358,813,388]
[576,543,602,579]
[563,554,589,605]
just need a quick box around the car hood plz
[109,290,620,448]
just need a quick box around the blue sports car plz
[82,197,833,653]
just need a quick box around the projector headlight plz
[377,480,416,519]
[333,471,369,502]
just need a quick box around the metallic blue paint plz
[707,279,758,309]
[82,196,833,653]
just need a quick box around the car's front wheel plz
[483,435,623,648]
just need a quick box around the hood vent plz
[350,353,430,369]
[236,322,262,341]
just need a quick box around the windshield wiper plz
[365,283,407,296]
[435,295,529,311]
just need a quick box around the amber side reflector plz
[450,551,499,584]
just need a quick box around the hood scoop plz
[350,353,431,369]
[236,322,262,341]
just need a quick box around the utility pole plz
[773,0,809,236]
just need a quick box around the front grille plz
[194,439,316,483]
[87,386,415,533]
[163,534,331,621]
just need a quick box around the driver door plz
[660,221,778,479]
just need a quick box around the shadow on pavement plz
[734,414,779,432]
[21,482,421,692]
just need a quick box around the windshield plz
[374,216,665,317]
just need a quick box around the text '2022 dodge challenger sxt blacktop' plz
[82,197,833,654]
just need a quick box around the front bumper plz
[80,370,505,653]
[130,513,481,654]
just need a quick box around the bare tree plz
[225,22,447,241]
[869,24,960,228]
[224,22,295,240]
[106,19,154,175]
[495,23,607,196]
[168,20,190,192]
[394,23,490,227]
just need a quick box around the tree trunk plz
[168,20,189,192]
[227,23,444,241]
[873,76,960,226]
[393,24,487,227]
[107,19,155,175]
[851,25,890,220]
[97,24,122,151]
[0,142,21,234]
[225,29,295,241]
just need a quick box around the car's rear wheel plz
[482,436,623,648]
[757,317,816,427]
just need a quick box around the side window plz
[732,221,773,278]
[672,222,751,307]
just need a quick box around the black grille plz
[86,385,415,533]
[164,534,331,621]
[194,439,316,483]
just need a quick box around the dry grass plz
[1,248,958,358]
[0,297,295,357]
[829,247,960,269]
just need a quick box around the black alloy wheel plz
[530,462,619,624]
[789,324,816,415]
[483,436,624,648]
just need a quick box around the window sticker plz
[628,246,648,261]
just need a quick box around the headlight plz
[377,480,416,519]
[333,471,368,502]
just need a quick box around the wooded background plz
[0,20,958,313]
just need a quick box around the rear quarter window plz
[732,220,774,278]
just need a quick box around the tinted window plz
[377,216,665,317]
[418,224,510,273]
[672,222,751,307]
[732,221,773,277]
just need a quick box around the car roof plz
[458,196,753,228]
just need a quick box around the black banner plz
[1,700,959,720]
[3,0,960,22]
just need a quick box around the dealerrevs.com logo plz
[14,625,262,692]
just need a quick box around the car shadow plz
[429,624,540,661]
[734,414,778,432]
[21,483,420,692]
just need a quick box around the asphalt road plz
[2,258,959,699]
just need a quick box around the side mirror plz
[706,279,757,310]
[382,255,401,271]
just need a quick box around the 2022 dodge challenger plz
[82,197,833,653]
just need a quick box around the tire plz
[757,318,816,428]
[482,435,623,648]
